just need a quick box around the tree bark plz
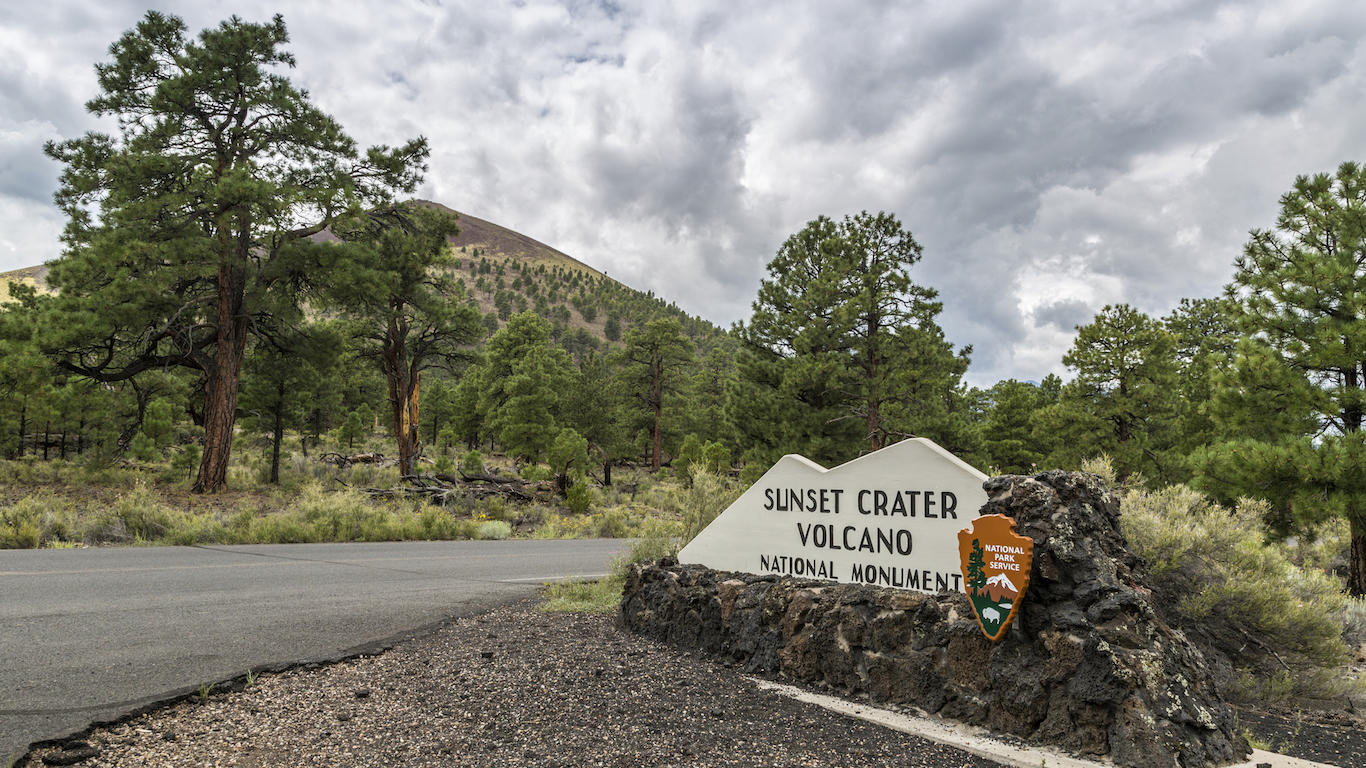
[386,321,421,478]
[1350,515,1366,597]
[269,379,285,484]
[194,263,248,494]
[650,361,664,471]
[17,399,26,458]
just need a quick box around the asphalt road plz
[0,539,624,760]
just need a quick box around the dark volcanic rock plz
[620,471,1251,768]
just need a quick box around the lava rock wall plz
[619,471,1250,768]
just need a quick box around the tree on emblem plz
[966,538,987,594]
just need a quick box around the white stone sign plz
[678,438,988,594]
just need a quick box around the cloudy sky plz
[4,1,1366,387]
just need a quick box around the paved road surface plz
[0,539,624,760]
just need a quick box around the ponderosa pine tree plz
[476,311,574,461]
[330,204,484,476]
[620,319,695,470]
[1163,297,1241,468]
[41,12,427,491]
[735,212,968,461]
[1196,161,1366,595]
[981,379,1049,474]
[1036,304,1179,481]
[0,285,54,458]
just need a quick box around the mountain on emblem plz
[958,514,1034,641]
[985,573,1016,591]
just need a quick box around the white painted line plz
[748,679,1339,768]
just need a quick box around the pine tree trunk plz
[1350,516,1366,597]
[651,360,663,471]
[270,380,285,484]
[386,327,420,477]
[17,399,26,458]
[194,265,248,494]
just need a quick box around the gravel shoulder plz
[19,595,1366,768]
[20,597,1002,768]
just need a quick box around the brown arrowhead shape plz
[958,514,1034,641]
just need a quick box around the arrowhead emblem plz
[958,514,1034,641]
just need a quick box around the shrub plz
[675,434,702,480]
[1121,481,1352,701]
[476,520,512,540]
[594,507,630,538]
[432,452,454,476]
[0,501,41,548]
[128,431,160,462]
[519,464,551,482]
[676,469,743,545]
[461,450,484,475]
[103,483,177,542]
[700,441,732,474]
[565,479,593,516]
[0,493,83,548]
[549,428,589,491]
[170,444,200,481]
[738,448,769,485]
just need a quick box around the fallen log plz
[457,470,524,485]
[360,473,538,505]
[319,452,391,469]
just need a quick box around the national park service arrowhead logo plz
[958,514,1033,641]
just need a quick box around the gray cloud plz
[1033,299,1096,333]
[7,0,1366,388]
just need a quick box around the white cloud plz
[6,0,1366,389]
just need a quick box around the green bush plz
[461,450,484,475]
[128,431,160,462]
[1121,482,1352,701]
[432,452,454,476]
[675,434,702,480]
[566,479,593,515]
[170,444,200,481]
[477,520,512,540]
[105,483,178,542]
[0,502,41,548]
[738,448,769,485]
[700,441,732,474]
[519,464,551,482]
[594,507,630,538]
[676,469,743,545]
[0,493,81,548]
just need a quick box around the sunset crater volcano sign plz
[678,439,989,593]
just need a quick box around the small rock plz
[481,650,495,659]
[162,731,177,742]
[354,688,371,699]
[336,711,352,722]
